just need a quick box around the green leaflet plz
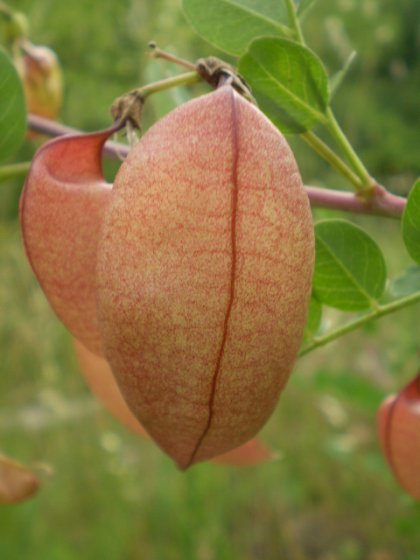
[239,37,329,133]
[402,178,420,264]
[313,220,387,311]
[182,0,291,55]
[390,266,420,298]
[0,47,26,162]
[304,296,323,340]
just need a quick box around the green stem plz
[325,108,372,192]
[138,71,202,99]
[112,71,203,128]
[0,161,31,182]
[301,130,363,189]
[282,0,373,194]
[148,43,196,71]
[299,291,420,357]
[284,0,305,44]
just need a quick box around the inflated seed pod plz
[20,130,114,354]
[378,375,420,500]
[75,338,274,466]
[96,86,314,468]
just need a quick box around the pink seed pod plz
[15,43,63,120]
[0,454,40,504]
[75,338,274,466]
[20,129,114,355]
[378,374,420,500]
[96,86,314,468]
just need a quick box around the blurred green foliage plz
[1,1,420,559]
[302,0,420,190]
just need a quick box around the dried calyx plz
[195,56,255,104]
[111,90,145,131]
[111,49,255,130]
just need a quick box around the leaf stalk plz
[0,161,31,182]
[299,291,420,357]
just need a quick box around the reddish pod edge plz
[0,454,40,504]
[378,374,420,500]
[20,128,116,355]
[75,339,275,466]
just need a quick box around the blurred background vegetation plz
[1,0,419,558]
